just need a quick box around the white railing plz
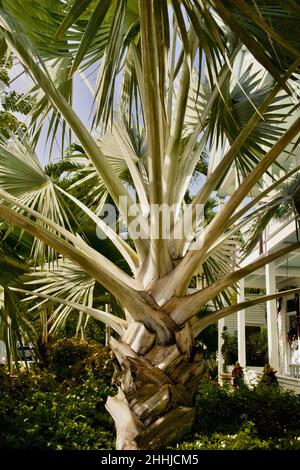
[266,215,295,241]
[289,364,300,379]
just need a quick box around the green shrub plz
[258,364,278,386]
[244,384,300,438]
[0,338,115,450]
[221,327,238,370]
[175,422,300,450]
[46,338,113,384]
[194,381,300,439]
[2,341,300,450]
[0,370,115,449]
[195,381,245,435]
[204,357,218,381]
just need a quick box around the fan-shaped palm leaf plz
[0,134,74,263]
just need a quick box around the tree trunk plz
[106,321,206,450]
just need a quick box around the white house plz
[217,212,300,392]
[214,47,300,392]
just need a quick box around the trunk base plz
[135,406,196,450]
[106,333,207,449]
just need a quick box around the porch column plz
[237,279,246,368]
[265,261,280,370]
[218,195,226,378]
[277,306,288,374]
[218,318,225,377]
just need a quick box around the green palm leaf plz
[0,134,74,263]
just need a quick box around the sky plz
[8,62,96,165]
[7,61,208,198]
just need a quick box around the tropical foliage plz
[0,0,300,449]
[2,359,300,450]
[0,343,115,450]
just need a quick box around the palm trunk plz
[106,320,206,450]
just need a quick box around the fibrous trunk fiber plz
[106,321,206,450]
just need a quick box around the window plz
[246,326,268,366]
[246,326,261,340]
[287,298,297,312]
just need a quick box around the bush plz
[45,337,113,384]
[258,364,278,386]
[0,372,114,450]
[175,422,300,450]
[0,338,116,450]
[221,327,238,370]
[204,357,218,381]
[194,381,300,439]
[0,373,115,449]
[2,339,300,450]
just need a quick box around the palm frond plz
[207,63,292,181]
[242,174,300,256]
[202,237,238,310]
[0,287,39,371]
[13,284,127,337]
[23,258,96,335]
[0,134,75,263]
[210,0,300,83]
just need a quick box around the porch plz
[217,218,300,393]
[243,366,300,393]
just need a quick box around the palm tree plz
[0,0,300,449]
[0,239,33,370]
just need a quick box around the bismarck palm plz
[0,0,300,449]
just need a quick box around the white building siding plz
[224,294,267,335]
